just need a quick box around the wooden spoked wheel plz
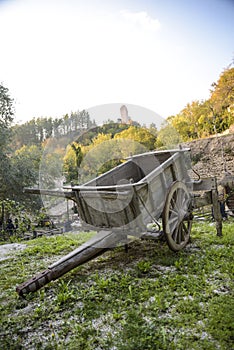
[162,181,193,251]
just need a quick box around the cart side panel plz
[75,190,142,229]
[175,152,191,181]
[141,164,176,222]
[86,161,144,187]
[142,173,167,221]
[131,154,163,178]
[139,152,191,223]
[74,151,192,230]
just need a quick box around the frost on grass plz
[0,223,233,349]
[0,243,26,261]
[92,312,121,338]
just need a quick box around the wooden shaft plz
[16,230,124,296]
[24,187,74,200]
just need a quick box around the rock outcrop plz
[182,132,234,181]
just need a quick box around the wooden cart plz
[17,148,222,296]
[67,148,193,250]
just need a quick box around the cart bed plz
[67,149,191,232]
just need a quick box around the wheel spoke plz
[171,197,178,211]
[182,196,190,212]
[172,226,179,242]
[178,192,189,213]
[168,213,179,233]
[169,206,178,216]
[173,191,181,212]
[180,224,185,242]
[177,189,184,209]
[182,221,189,235]
[163,181,192,251]
[173,226,180,244]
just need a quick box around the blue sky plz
[0,0,233,125]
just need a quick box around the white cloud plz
[0,1,215,124]
[120,10,161,32]
[0,2,166,122]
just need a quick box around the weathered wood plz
[193,178,217,192]
[141,231,164,240]
[18,148,225,296]
[211,189,223,236]
[16,230,125,296]
[193,192,212,208]
[68,151,191,231]
[24,188,74,200]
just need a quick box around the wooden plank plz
[193,192,212,208]
[193,178,217,191]
[126,148,191,160]
[24,188,74,199]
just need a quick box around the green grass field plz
[0,221,233,349]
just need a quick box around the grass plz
[0,221,233,349]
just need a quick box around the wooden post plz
[212,189,222,237]
[193,177,223,237]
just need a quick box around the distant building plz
[118,105,140,126]
[120,105,130,124]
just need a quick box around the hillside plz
[182,131,234,181]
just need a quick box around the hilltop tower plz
[120,105,130,124]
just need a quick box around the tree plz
[114,126,156,150]
[167,101,207,141]
[70,142,83,183]
[0,84,14,150]
[210,67,234,113]
[9,145,43,208]
[155,122,182,148]
[63,144,79,183]
[209,66,234,131]
[12,119,39,149]
[0,84,14,200]
[12,117,59,149]
[166,66,234,140]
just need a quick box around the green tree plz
[155,122,182,148]
[70,142,83,183]
[209,66,234,132]
[12,119,39,149]
[210,66,234,113]
[10,145,43,208]
[12,117,58,149]
[167,66,234,140]
[168,101,207,141]
[114,126,156,150]
[0,84,14,200]
[0,84,14,150]
[63,144,79,183]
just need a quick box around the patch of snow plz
[182,295,194,301]
[0,243,26,262]
[155,265,177,273]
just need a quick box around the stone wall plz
[181,132,234,181]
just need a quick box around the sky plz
[0,0,234,126]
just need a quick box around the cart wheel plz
[162,181,192,251]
